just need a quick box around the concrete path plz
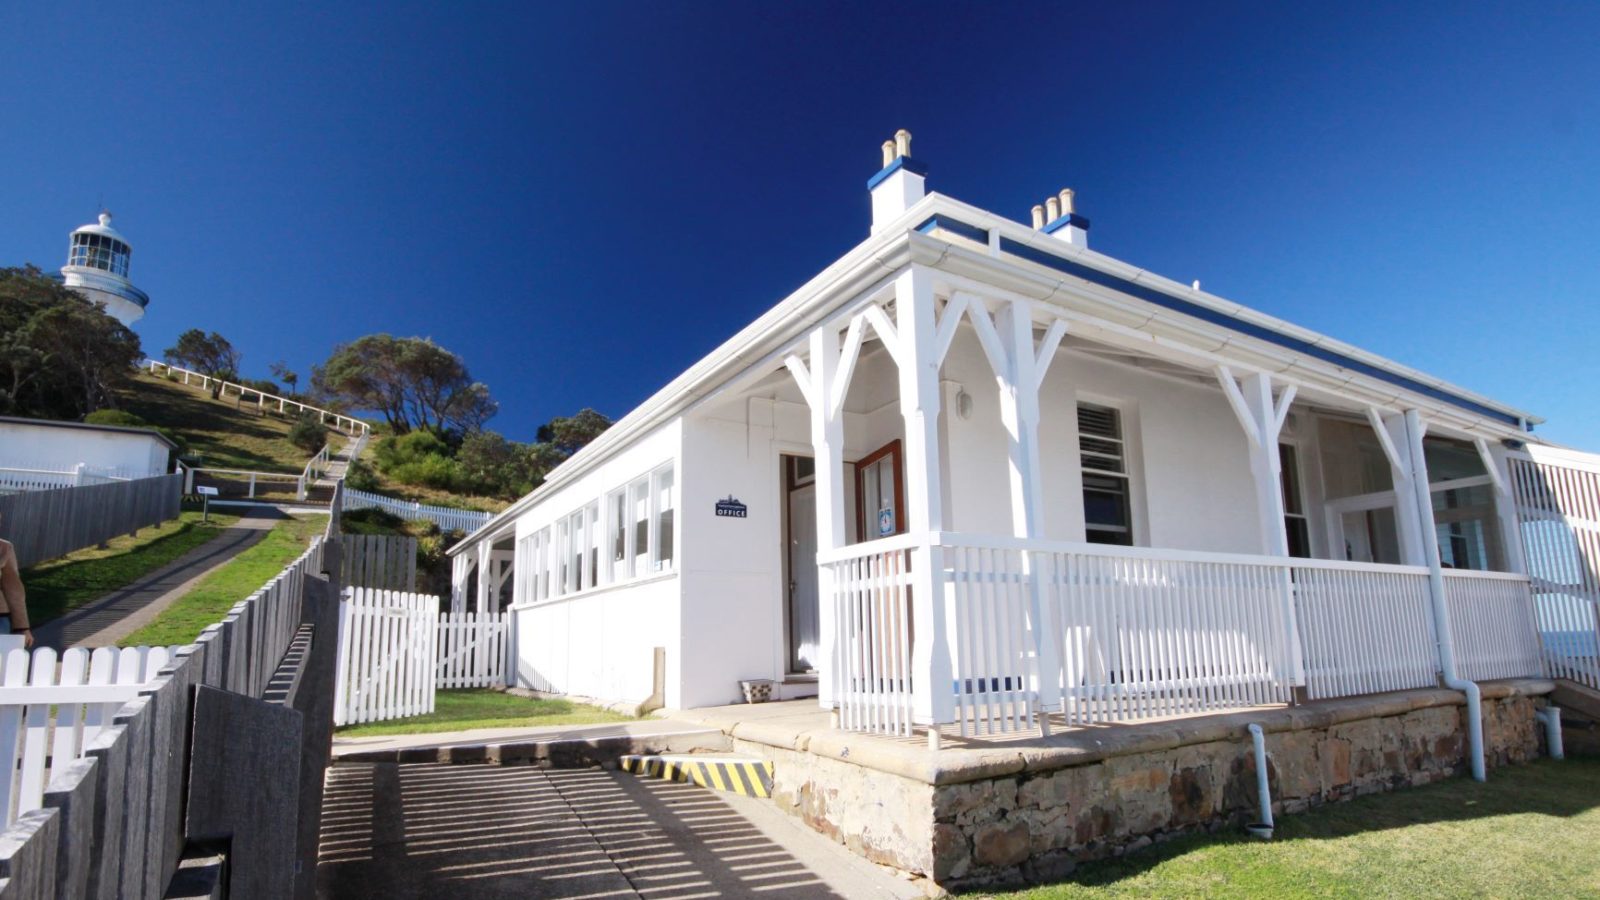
[317,763,923,899]
[32,507,284,650]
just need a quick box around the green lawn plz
[335,689,632,737]
[119,514,328,646]
[973,758,1600,899]
[22,509,241,625]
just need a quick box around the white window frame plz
[520,461,678,606]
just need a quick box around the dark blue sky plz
[3,3,1597,446]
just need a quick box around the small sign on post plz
[197,485,218,522]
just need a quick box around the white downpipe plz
[1534,706,1565,760]
[1246,723,1274,839]
[1405,409,1485,782]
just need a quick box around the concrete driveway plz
[317,762,923,899]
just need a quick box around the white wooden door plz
[788,482,820,673]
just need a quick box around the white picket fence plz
[0,644,175,828]
[334,588,438,726]
[437,612,510,689]
[333,588,510,726]
[0,463,133,494]
[342,487,492,534]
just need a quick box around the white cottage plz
[451,132,1569,738]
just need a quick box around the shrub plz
[288,413,329,453]
[85,409,150,428]
[344,458,381,492]
[373,430,453,472]
[388,454,464,491]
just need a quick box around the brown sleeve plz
[0,543,27,631]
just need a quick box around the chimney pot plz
[895,129,912,159]
[1045,196,1061,222]
[1058,189,1074,216]
[881,141,896,168]
[1031,205,1045,229]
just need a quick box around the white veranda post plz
[785,322,848,709]
[1365,408,1429,565]
[1216,367,1305,686]
[952,292,1068,716]
[895,268,956,732]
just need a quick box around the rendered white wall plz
[937,333,1264,553]
[0,421,170,478]
[678,408,787,707]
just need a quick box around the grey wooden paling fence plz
[0,473,183,568]
[0,493,345,898]
[343,533,419,592]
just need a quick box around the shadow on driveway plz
[318,763,850,899]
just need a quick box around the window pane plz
[655,467,674,570]
[609,490,628,580]
[631,478,651,572]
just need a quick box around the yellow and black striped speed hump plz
[620,754,774,799]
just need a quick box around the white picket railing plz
[437,612,510,689]
[822,538,918,737]
[1444,569,1546,682]
[1293,563,1438,700]
[824,532,1542,738]
[0,644,177,828]
[1040,545,1297,728]
[342,487,492,534]
[146,359,368,435]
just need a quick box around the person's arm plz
[0,541,30,633]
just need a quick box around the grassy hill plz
[118,371,329,473]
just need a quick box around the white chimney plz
[1039,187,1089,248]
[869,129,927,234]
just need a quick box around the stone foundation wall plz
[746,685,1550,890]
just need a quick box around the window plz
[855,441,904,540]
[583,501,600,589]
[1280,444,1312,558]
[1079,403,1133,546]
[556,517,572,595]
[608,488,629,581]
[654,467,675,571]
[631,477,651,574]
[526,462,676,601]
[1432,482,1501,571]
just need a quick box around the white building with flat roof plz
[449,132,1590,738]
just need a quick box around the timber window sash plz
[1078,402,1134,546]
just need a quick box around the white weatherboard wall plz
[0,419,171,478]
[509,420,684,707]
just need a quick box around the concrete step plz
[1551,679,1600,722]
[332,721,729,767]
[621,753,775,799]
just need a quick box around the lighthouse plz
[59,212,150,327]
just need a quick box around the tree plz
[537,408,612,456]
[314,334,497,434]
[268,360,299,397]
[164,329,241,399]
[0,266,143,419]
